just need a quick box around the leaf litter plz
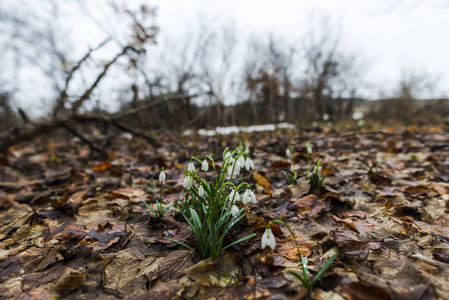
[0,124,448,299]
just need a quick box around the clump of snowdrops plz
[284,141,326,193]
[168,147,257,260]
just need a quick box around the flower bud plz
[245,157,254,171]
[183,175,193,188]
[201,159,209,171]
[159,168,166,183]
[230,205,239,217]
[198,185,204,197]
[261,226,276,250]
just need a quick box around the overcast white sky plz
[152,0,449,98]
[2,0,448,116]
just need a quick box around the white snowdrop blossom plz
[234,161,241,176]
[237,156,245,169]
[227,166,234,179]
[225,152,234,164]
[286,148,292,157]
[225,152,231,160]
[307,146,313,154]
[201,159,209,171]
[261,226,276,250]
[183,175,193,188]
[243,189,256,205]
[188,161,195,172]
[318,166,322,173]
[159,169,166,183]
[198,185,205,197]
[245,157,254,171]
[229,189,240,202]
[230,205,239,217]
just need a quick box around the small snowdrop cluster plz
[226,152,254,179]
[228,187,256,205]
[175,148,258,260]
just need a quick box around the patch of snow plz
[185,123,295,136]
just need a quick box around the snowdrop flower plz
[227,166,234,179]
[188,161,195,172]
[237,156,245,169]
[307,145,313,154]
[286,148,292,157]
[242,189,257,204]
[225,151,234,163]
[227,162,241,179]
[229,189,240,202]
[234,161,241,176]
[159,168,166,183]
[245,157,254,171]
[198,185,205,197]
[261,226,276,250]
[201,159,209,172]
[318,166,322,173]
[183,175,193,189]
[230,205,239,217]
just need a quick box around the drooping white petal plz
[230,205,239,217]
[202,159,209,171]
[261,227,276,250]
[188,162,195,172]
[307,146,312,154]
[249,190,257,204]
[183,176,193,188]
[234,162,241,176]
[286,148,292,157]
[198,185,204,197]
[159,170,166,183]
[250,159,254,170]
[245,158,250,170]
[227,165,234,179]
[238,156,245,168]
[225,152,231,160]
[229,189,240,202]
[242,189,250,204]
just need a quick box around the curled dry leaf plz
[253,173,273,191]
[187,253,240,287]
[292,194,326,219]
[52,267,86,292]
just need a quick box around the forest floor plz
[0,123,449,300]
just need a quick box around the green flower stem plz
[270,220,310,290]
[158,183,163,217]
